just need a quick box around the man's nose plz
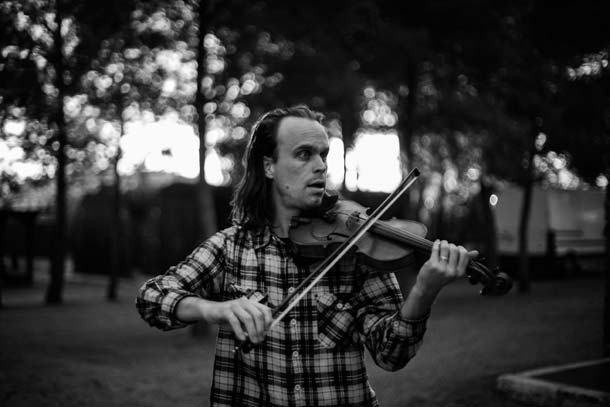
[313,155,327,173]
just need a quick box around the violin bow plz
[236,168,421,352]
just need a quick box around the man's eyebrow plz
[294,141,328,150]
[294,143,313,149]
[293,143,316,152]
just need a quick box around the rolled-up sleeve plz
[357,269,429,371]
[135,231,228,331]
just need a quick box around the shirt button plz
[336,302,344,310]
[288,286,295,294]
[292,350,299,358]
[290,318,297,327]
[392,320,401,329]
[294,384,302,392]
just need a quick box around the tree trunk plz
[595,73,610,356]
[338,102,359,191]
[397,59,418,219]
[517,123,539,293]
[338,103,358,148]
[480,178,498,269]
[46,2,66,304]
[604,180,610,357]
[195,0,218,240]
[433,181,447,240]
[191,0,217,337]
[107,99,125,301]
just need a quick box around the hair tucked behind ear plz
[230,105,324,230]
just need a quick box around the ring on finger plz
[440,255,448,261]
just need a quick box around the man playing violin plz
[136,105,478,406]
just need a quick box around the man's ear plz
[263,156,274,179]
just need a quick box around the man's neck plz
[271,214,296,238]
[271,205,300,238]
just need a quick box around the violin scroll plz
[466,260,512,296]
[482,271,513,296]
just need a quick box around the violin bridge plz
[345,211,361,231]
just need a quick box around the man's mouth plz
[307,180,326,190]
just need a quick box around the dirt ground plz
[0,265,605,407]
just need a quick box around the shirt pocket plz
[315,292,358,349]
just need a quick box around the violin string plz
[371,221,432,251]
[341,210,433,252]
[364,217,494,280]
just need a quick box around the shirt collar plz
[250,225,274,250]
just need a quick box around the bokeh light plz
[119,118,199,179]
[345,131,402,193]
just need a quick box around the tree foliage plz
[1,1,608,295]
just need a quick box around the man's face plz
[264,116,329,214]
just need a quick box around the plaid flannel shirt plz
[136,225,428,407]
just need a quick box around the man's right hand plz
[200,297,273,343]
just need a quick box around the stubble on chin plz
[305,193,324,209]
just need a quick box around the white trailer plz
[493,185,605,266]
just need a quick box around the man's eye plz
[297,150,311,159]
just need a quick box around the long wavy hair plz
[230,105,325,230]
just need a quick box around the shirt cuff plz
[390,311,429,338]
[164,292,199,327]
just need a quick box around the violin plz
[236,169,512,353]
[290,198,513,296]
